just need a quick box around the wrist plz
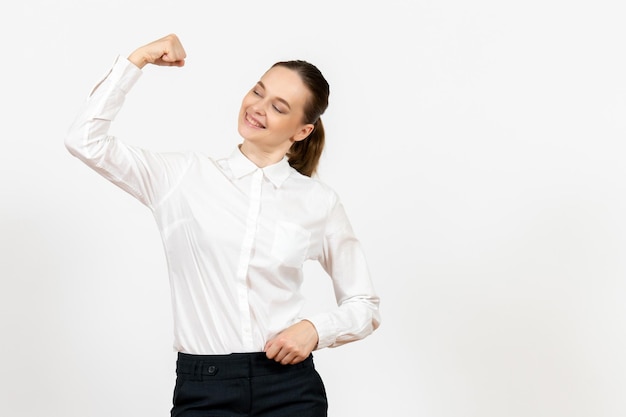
[127,50,149,69]
[301,319,319,348]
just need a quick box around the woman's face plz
[238,66,314,151]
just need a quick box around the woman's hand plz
[264,320,319,365]
[128,33,187,69]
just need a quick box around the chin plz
[237,120,252,139]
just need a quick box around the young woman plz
[66,33,380,417]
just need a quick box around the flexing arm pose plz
[67,33,379,417]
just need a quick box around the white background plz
[1,1,626,416]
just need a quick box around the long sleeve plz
[65,55,380,355]
[65,56,192,209]
[306,199,381,349]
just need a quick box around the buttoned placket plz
[235,168,264,351]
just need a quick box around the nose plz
[249,96,267,115]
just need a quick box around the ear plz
[291,123,315,142]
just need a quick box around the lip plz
[244,112,266,129]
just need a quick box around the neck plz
[239,142,289,168]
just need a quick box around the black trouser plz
[171,352,328,417]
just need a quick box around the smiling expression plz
[237,66,314,152]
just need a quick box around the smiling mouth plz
[245,113,265,129]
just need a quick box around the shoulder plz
[180,150,224,170]
[142,150,222,181]
[288,169,342,209]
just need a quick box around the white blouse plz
[65,56,380,355]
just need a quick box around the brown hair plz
[272,60,330,177]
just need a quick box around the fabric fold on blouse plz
[65,55,380,355]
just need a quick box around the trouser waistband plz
[176,352,314,380]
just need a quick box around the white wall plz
[2,1,626,416]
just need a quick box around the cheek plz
[282,116,303,132]
[240,92,254,109]
[239,97,249,112]
[239,98,255,120]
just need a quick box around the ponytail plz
[271,60,329,178]
[288,118,325,177]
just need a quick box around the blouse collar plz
[228,146,293,188]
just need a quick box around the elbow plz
[65,115,111,161]
[372,309,381,332]
[64,138,80,158]
[366,294,381,331]
[367,298,382,334]
[64,119,101,161]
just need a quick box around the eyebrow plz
[257,81,291,110]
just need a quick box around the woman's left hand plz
[264,320,319,365]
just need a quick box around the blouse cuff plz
[304,314,336,350]
[87,55,143,122]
